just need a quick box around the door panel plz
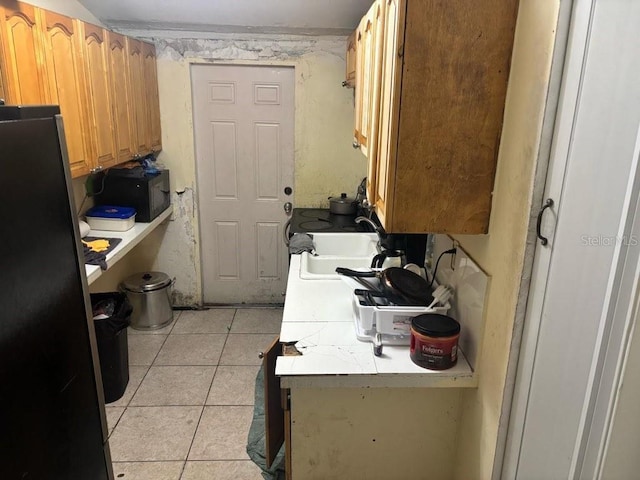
[107,31,134,164]
[0,2,49,104]
[81,23,116,169]
[374,0,405,227]
[142,41,161,152]
[127,38,149,155]
[192,65,294,303]
[263,337,284,468]
[40,11,93,177]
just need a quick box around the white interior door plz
[192,64,294,304]
[502,1,640,478]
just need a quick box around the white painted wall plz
[23,0,101,24]
[111,30,367,305]
[450,1,560,478]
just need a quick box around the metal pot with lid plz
[328,193,358,215]
[120,271,174,330]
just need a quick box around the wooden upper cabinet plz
[360,0,518,233]
[0,65,5,101]
[142,41,161,153]
[353,20,364,148]
[127,37,150,155]
[373,0,403,229]
[364,0,386,207]
[39,10,93,177]
[345,30,357,88]
[107,31,135,164]
[81,22,117,170]
[0,2,48,104]
[354,3,384,159]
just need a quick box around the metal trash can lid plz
[121,271,172,293]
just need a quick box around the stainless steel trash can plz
[120,272,174,330]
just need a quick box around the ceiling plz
[78,0,374,35]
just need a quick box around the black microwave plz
[94,168,170,222]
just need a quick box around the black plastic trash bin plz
[91,292,133,403]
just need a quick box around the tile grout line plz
[178,308,237,477]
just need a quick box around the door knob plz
[284,202,292,214]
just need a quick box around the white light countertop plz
[85,206,172,285]
[276,253,476,389]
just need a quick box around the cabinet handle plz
[536,198,554,246]
[342,80,348,87]
[352,140,360,149]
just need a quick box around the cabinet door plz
[107,31,135,164]
[40,11,93,177]
[353,20,365,147]
[345,30,357,88]
[0,2,48,104]
[127,38,150,155]
[263,337,284,468]
[142,41,161,153]
[365,0,386,203]
[81,23,117,169]
[0,64,5,100]
[374,0,405,228]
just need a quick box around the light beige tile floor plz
[107,307,282,480]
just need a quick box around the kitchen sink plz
[299,253,373,280]
[310,233,378,256]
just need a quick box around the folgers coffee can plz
[410,314,460,370]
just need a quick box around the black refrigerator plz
[0,106,113,479]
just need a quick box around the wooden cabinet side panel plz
[107,30,134,164]
[393,0,518,233]
[143,41,162,152]
[81,22,117,169]
[0,3,49,104]
[40,11,93,177]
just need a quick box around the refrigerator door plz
[0,113,112,479]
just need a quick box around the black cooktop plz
[289,208,372,234]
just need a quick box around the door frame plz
[190,62,296,304]
[500,0,640,478]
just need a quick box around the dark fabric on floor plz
[247,367,286,480]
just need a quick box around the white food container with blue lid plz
[85,205,136,231]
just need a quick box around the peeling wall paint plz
[152,189,199,306]
[110,30,367,305]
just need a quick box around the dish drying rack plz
[352,290,451,346]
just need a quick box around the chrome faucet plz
[355,216,385,253]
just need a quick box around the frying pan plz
[336,266,434,306]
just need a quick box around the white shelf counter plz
[85,206,172,285]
